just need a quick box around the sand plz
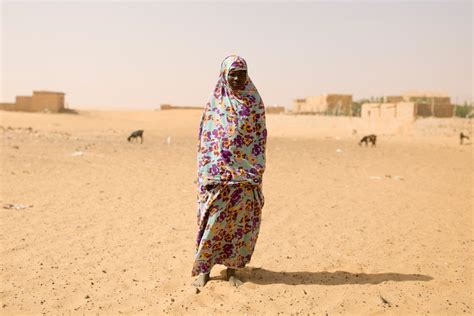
[0,109,472,314]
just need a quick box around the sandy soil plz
[0,109,472,314]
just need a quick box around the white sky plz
[1,0,472,109]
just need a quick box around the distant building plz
[386,92,454,118]
[361,102,416,122]
[293,94,352,115]
[159,104,203,110]
[266,105,285,114]
[360,102,417,134]
[0,91,65,113]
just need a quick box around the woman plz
[192,55,267,288]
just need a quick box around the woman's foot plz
[227,268,243,287]
[192,273,210,288]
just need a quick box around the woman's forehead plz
[229,68,246,74]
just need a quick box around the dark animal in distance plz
[359,134,377,147]
[460,132,470,145]
[128,130,144,144]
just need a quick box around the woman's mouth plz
[231,81,245,90]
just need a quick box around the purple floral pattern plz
[192,182,264,276]
[192,55,267,276]
[197,55,266,185]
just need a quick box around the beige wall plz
[32,91,64,112]
[397,102,417,120]
[361,102,415,122]
[360,102,416,134]
[295,95,328,113]
[293,94,352,115]
[303,95,328,113]
[15,96,33,111]
[266,106,285,114]
[0,103,17,111]
[1,91,65,113]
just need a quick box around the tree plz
[455,102,473,118]
[351,99,371,117]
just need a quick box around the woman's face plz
[228,69,247,91]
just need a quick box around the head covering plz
[197,55,267,185]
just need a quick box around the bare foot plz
[192,273,210,288]
[227,268,243,288]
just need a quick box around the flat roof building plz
[293,94,352,116]
[0,91,65,113]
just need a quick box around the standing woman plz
[192,55,267,288]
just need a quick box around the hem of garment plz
[198,177,261,186]
[191,257,252,277]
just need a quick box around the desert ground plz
[0,109,472,315]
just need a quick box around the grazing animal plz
[359,134,377,147]
[128,130,144,144]
[460,132,470,145]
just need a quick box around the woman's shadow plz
[231,267,432,285]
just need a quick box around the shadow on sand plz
[59,108,80,115]
[228,267,432,286]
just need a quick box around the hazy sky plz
[1,0,472,109]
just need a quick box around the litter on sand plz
[385,175,405,180]
[370,175,404,181]
[336,149,343,153]
[166,136,172,145]
[3,204,33,210]
[71,151,84,156]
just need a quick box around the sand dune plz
[0,110,472,314]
